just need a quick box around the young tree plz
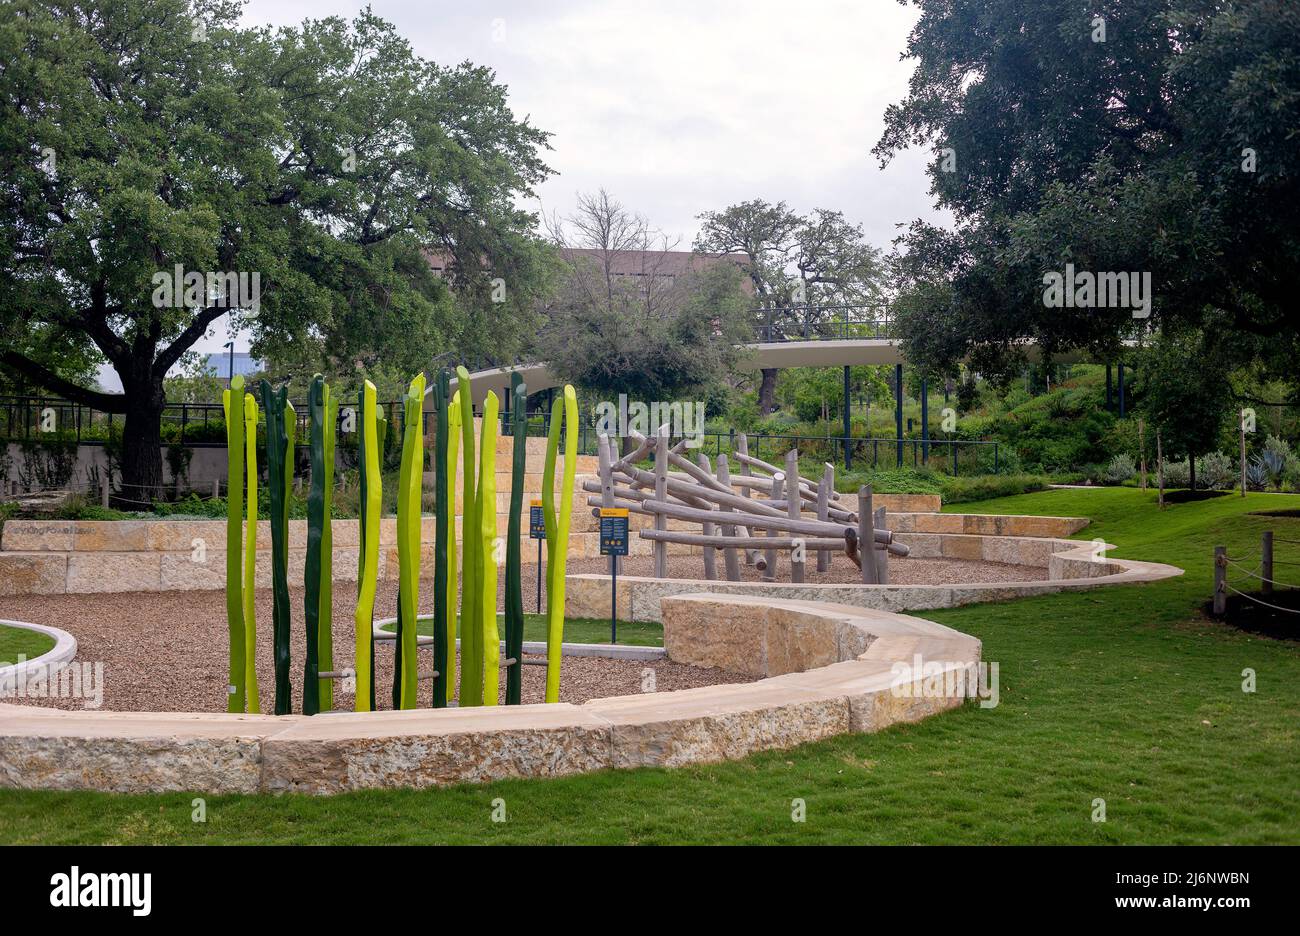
[538,191,751,405]
[694,200,882,413]
[0,1,552,496]
[1135,327,1237,492]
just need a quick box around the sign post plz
[599,507,629,643]
[529,498,545,614]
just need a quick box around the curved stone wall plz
[0,596,979,795]
[566,535,1183,622]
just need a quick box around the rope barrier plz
[1224,556,1300,590]
[1222,583,1300,615]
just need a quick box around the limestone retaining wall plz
[566,535,1183,623]
[0,595,979,793]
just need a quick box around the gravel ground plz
[0,552,1036,714]
[568,552,1048,586]
[0,577,750,714]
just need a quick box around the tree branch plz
[0,351,127,411]
[152,304,230,377]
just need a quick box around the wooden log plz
[698,453,717,581]
[715,453,742,580]
[786,450,804,583]
[654,428,668,578]
[734,450,784,478]
[727,474,840,502]
[641,529,849,550]
[611,426,663,472]
[636,494,897,545]
[764,472,782,581]
[763,498,857,524]
[816,465,832,572]
[874,505,889,584]
[614,462,775,530]
[737,434,754,565]
[858,486,878,584]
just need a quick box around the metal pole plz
[611,561,618,644]
[843,365,852,470]
[536,537,543,614]
[894,364,903,468]
[920,376,929,464]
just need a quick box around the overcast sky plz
[111,0,945,386]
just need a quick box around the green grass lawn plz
[2,488,1297,844]
[378,613,663,647]
[0,622,55,664]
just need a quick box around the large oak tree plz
[0,0,552,495]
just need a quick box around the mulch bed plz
[1205,588,1300,642]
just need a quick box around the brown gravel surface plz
[0,577,750,714]
[0,552,1035,714]
[565,552,1049,585]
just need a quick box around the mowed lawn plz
[1,488,1297,844]
[0,622,55,663]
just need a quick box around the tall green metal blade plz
[431,370,450,708]
[262,381,292,715]
[456,366,481,706]
[223,377,246,713]
[504,374,527,705]
[242,392,260,713]
[303,375,326,716]
[478,391,500,705]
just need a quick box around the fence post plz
[1213,545,1226,615]
[1262,531,1274,596]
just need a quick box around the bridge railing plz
[751,304,894,343]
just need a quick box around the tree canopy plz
[878,0,1300,386]
[537,191,752,404]
[0,0,553,492]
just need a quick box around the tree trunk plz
[758,368,779,415]
[1188,453,1197,492]
[117,378,166,506]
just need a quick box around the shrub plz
[1104,453,1136,484]
[940,474,1051,504]
[1246,456,1271,491]
[1162,459,1190,488]
[1262,435,1297,490]
[1195,451,1234,490]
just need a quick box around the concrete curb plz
[0,618,78,689]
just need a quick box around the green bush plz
[939,473,1051,504]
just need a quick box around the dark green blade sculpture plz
[504,374,528,705]
[303,375,326,716]
[431,369,450,708]
[262,380,293,715]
